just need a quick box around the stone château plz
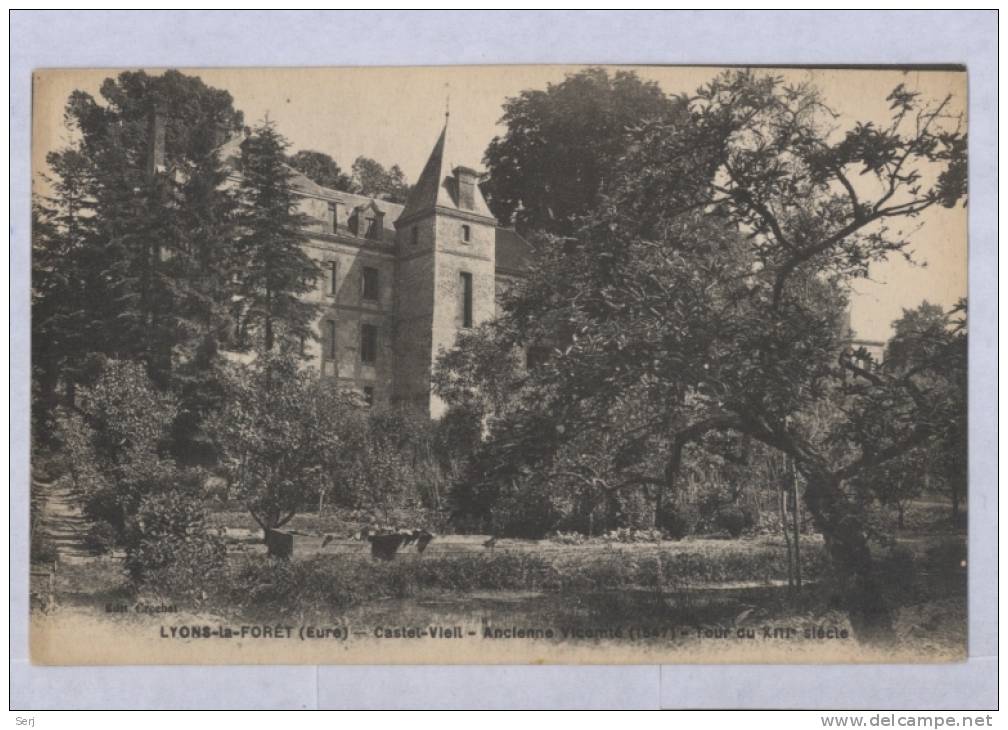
[216,119,535,418]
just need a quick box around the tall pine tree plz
[33,70,243,437]
[233,121,320,353]
[32,147,103,413]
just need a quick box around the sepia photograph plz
[28,63,968,666]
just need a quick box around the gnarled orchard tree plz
[437,70,966,639]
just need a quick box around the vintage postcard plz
[29,65,967,665]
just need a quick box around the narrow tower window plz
[328,261,338,296]
[411,225,419,246]
[460,272,473,329]
[362,266,380,301]
[461,224,471,243]
[361,323,378,364]
[327,320,337,360]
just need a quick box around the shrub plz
[491,489,562,539]
[82,489,127,536]
[716,506,751,538]
[123,480,227,590]
[662,504,700,540]
[548,531,586,545]
[126,533,228,600]
[603,527,665,543]
[83,521,118,555]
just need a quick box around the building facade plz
[220,121,534,418]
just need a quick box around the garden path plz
[34,477,92,564]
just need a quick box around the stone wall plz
[429,213,497,418]
[301,236,396,405]
[283,180,515,417]
[392,215,438,410]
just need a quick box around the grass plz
[42,495,966,654]
[121,516,965,643]
[206,510,361,536]
[135,535,834,623]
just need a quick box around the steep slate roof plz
[316,189,404,245]
[398,121,495,222]
[218,126,533,270]
[218,133,404,244]
[495,227,538,275]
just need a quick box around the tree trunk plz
[788,456,802,591]
[779,481,794,589]
[654,469,666,530]
[657,437,687,530]
[803,474,893,642]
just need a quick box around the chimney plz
[146,108,166,178]
[453,166,479,210]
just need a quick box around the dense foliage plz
[482,67,678,234]
[351,156,411,203]
[438,69,967,637]
[287,149,354,191]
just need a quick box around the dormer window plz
[461,224,471,243]
[350,202,384,240]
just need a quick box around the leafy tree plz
[341,408,442,526]
[432,322,527,417]
[351,156,410,203]
[854,449,925,530]
[482,67,678,234]
[233,121,320,352]
[438,70,966,638]
[882,300,968,521]
[288,149,354,191]
[54,359,191,541]
[60,361,225,587]
[210,353,362,538]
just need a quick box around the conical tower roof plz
[397,118,495,224]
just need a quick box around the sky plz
[32,65,967,343]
